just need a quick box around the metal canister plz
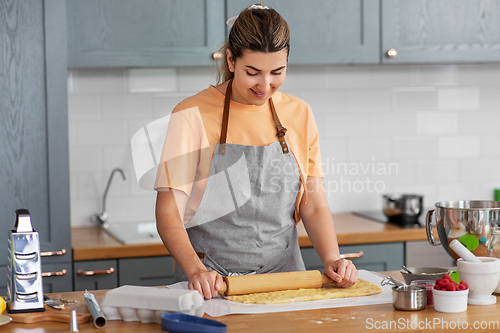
[6,209,45,313]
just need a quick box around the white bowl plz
[433,289,468,313]
[457,257,500,305]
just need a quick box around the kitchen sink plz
[102,221,163,244]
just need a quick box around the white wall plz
[68,64,500,226]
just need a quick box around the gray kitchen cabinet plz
[73,260,118,291]
[0,0,72,290]
[0,266,7,296]
[227,0,380,64]
[382,0,500,64]
[118,256,175,286]
[41,262,74,293]
[301,242,405,272]
[67,0,225,67]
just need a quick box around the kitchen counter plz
[3,271,499,333]
[72,213,430,261]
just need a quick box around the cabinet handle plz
[386,49,397,58]
[41,249,67,257]
[42,269,67,277]
[212,52,223,60]
[77,267,115,276]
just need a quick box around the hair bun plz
[226,4,270,27]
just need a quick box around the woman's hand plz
[324,258,358,288]
[187,270,223,300]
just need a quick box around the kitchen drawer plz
[42,262,74,293]
[73,260,118,291]
[301,242,405,272]
[118,256,175,286]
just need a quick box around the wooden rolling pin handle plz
[219,281,228,294]
[321,274,335,285]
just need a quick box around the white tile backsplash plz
[438,88,480,110]
[347,89,392,112]
[347,138,392,161]
[393,136,437,160]
[416,112,458,135]
[68,64,500,224]
[459,64,500,86]
[461,158,500,181]
[68,95,101,119]
[129,68,177,92]
[414,65,459,87]
[417,160,460,182]
[459,112,500,134]
[72,69,127,94]
[392,87,437,112]
[69,146,102,172]
[177,66,217,92]
[75,120,128,146]
[324,66,371,89]
[480,88,500,110]
[102,95,152,118]
[370,113,415,136]
[324,114,371,137]
[301,90,347,114]
[438,136,480,158]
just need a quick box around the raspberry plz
[459,281,469,289]
[446,283,456,291]
[442,274,453,281]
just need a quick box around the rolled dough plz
[224,278,382,304]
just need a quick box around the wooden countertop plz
[72,213,430,261]
[3,271,499,333]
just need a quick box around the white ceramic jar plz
[432,289,468,313]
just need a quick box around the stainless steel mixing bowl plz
[426,200,500,260]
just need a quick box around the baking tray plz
[167,270,392,317]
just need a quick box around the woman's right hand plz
[187,270,223,300]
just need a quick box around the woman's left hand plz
[324,258,358,288]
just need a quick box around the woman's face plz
[227,49,288,106]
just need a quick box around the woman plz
[155,4,357,300]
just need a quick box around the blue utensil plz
[161,313,227,333]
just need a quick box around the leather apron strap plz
[218,78,290,155]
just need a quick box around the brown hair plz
[216,5,290,84]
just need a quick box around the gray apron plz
[175,79,305,281]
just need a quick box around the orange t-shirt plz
[154,85,323,223]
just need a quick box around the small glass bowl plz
[410,280,435,305]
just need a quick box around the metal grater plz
[6,209,45,313]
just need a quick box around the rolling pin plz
[219,270,336,296]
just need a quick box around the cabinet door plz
[73,260,118,291]
[301,243,404,272]
[42,262,74,293]
[382,0,500,63]
[227,0,380,64]
[119,256,175,286]
[0,266,7,296]
[67,0,225,67]
[0,1,71,267]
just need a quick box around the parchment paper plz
[166,270,393,317]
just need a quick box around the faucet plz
[91,168,126,228]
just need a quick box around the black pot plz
[382,194,423,225]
